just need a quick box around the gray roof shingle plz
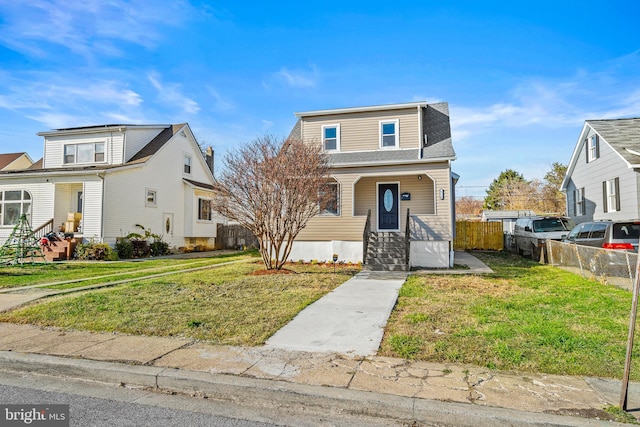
[588,118,640,165]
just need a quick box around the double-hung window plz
[0,190,31,226]
[319,182,339,215]
[183,154,192,174]
[574,188,585,216]
[603,178,620,213]
[63,143,106,164]
[380,120,399,148]
[586,134,599,162]
[322,125,340,151]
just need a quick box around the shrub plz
[150,240,170,256]
[75,242,117,261]
[131,238,150,258]
[115,238,133,259]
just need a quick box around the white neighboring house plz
[0,123,217,250]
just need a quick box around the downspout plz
[418,105,423,159]
[97,172,105,242]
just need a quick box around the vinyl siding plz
[296,161,452,241]
[567,127,640,222]
[43,132,125,168]
[123,127,166,162]
[0,179,54,243]
[81,180,103,238]
[301,108,420,152]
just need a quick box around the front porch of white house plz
[288,170,453,269]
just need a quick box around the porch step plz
[41,238,77,262]
[364,232,409,272]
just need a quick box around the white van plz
[513,216,573,259]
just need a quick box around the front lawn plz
[380,251,640,380]
[0,262,360,346]
[0,251,251,289]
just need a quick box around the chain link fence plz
[547,240,636,291]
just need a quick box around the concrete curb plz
[0,351,625,427]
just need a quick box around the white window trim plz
[0,189,32,227]
[322,124,340,152]
[379,119,399,149]
[574,188,584,216]
[606,179,618,213]
[318,181,340,216]
[588,135,599,162]
[63,142,106,165]
[145,188,157,207]
[197,197,212,222]
[183,153,192,175]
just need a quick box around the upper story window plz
[183,154,192,174]
[322,124,340,151]
[380,120,399,149]
[586,134,599,162]
[64,142,105,164]
[0,190,31,227]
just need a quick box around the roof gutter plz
[329,155,456,169]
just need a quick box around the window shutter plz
[580,188,585,216]
[595,135,600,159]
[602,181,608,213]
[615,177,620,211]
[573,190,577,216]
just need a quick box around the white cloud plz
[148,72,200,115]
[0,71,146,127]
[0,0,193,58]
[206,87,235,112]
[273,66,319,89]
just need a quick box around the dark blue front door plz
[378,183,399,230]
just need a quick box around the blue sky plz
[0,1,639,199]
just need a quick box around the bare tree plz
[456,196,483,219]
[213,135,330,270]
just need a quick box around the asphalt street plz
[0,370,407,427]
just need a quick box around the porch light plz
[439,188,445,200]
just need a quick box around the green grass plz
[381,251,640,380]
[0,251,252,289]
[0,262,360,346]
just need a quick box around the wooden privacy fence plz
[454,221,504,251]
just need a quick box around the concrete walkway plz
[265,271,407,356]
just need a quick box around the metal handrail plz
[363,209,371,264]
[404,208,411,266]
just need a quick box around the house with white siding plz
[561,118,640,224]
[289,101,457,269]
[0,123,217,253]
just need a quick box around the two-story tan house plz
[289,101,457,269]
[0,123,217,255]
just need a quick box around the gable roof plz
[0,152,31,170]
[562,118,640,191]
[588,118,640,166]
[127,123,186,164]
